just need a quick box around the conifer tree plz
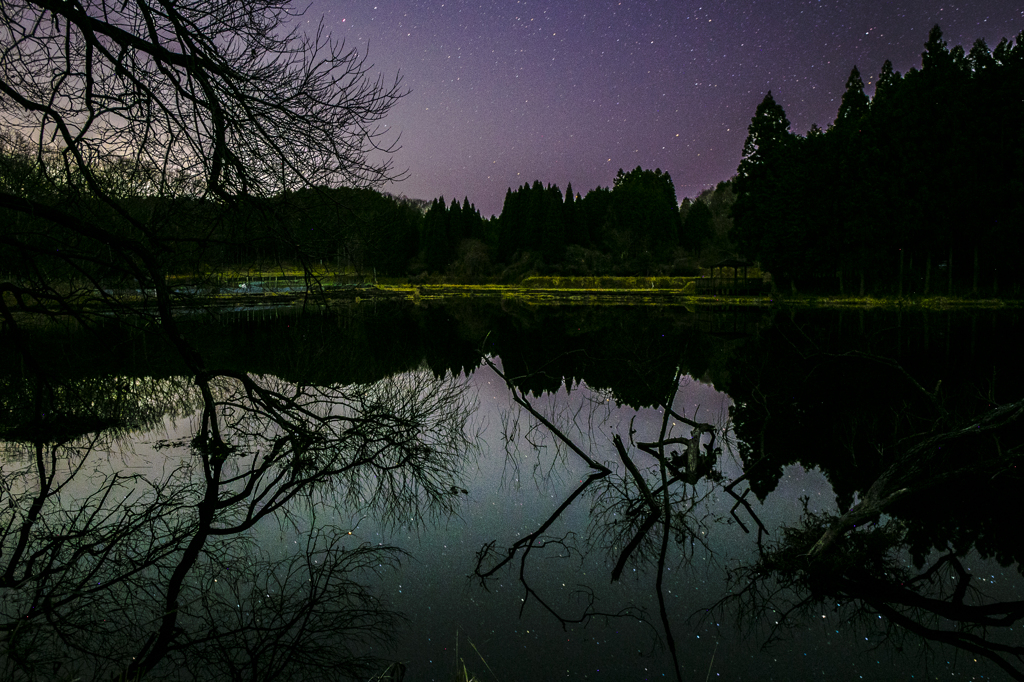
[578,186,612,248]
[497,188,519,262]
[733,92,793,271]
[605,167,680,264]
[540,183,566,262]
[922,25,952,72]
[563,182,584,246]
[448,198,463,244]
[462,197,483,241]
[872,60,902,110]
[736,92,791,181]
[422,197,451,272]
[835,66,869,129]
[680,200,714,257]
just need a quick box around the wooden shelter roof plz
[709,258,755,269]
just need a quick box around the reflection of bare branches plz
[586,459,716,584]
[496,372,615,500]
[474,472,608,582]
[484,357,610,475]
[179,527,404,682]
[474,358,655,636]
[206,369,475,530]
[480,363,735,682]
[723,472,769,550]
[720,504,1024,679]
[807,398,1023,561]
[0,366,474,681]
[476,521,651,640]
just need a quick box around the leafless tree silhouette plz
[0,0,406,338]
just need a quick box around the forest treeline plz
[419,168,734,281]
[1,25,1020,292]
[0,129,732,282]
[733,26,1024,296]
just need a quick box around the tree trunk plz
[947,246,953,296]
[898,248,904,297]
[838,268,845,295]
[924,252,931,295]
[859,270,865,297]
[972,245,979,296]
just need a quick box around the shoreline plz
[375,284,1021,310]
[6,283,1019,319]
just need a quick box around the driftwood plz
[807,398,1024,561]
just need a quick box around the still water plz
[1,300,1021,681]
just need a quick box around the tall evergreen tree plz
[422,197,451,272]
[922,24,953,72]
[462,197,483,241]
[497,188,520,262]
[835,66,869,129]
[732,92,793,271]
[605,166,680,264]
[680,200,713,257]
[736,91,791,181]
[563,182,585,246]
[538,183,566,262]
[872,60,902,110]
[447,198,464,244]
[578,186,612,248]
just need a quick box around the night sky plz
[308,1,1023,217]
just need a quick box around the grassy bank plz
[374,284,1023,310]
[520,275,699,290]
[147,269,1024,310]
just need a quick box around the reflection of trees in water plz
[725,309,1024,508]
[475,360,737,682]
[478,317,1024,681]
[716,311,1024,681]
[0,374,201,444]
[722,494,1024,679]
[0,367,474,681]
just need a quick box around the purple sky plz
[307,1,1022,217]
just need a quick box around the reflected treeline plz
[474,362,734,682]
[465,305,1024,680]
[1,308,476,680]
[184,300,763,406]
[720,309,1024,564]
[4,299,1024,679]
[1,300,763,403]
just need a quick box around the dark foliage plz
[732,26,1024,295]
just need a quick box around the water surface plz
[2,301,1021,681]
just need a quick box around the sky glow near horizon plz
[308,1,1022,217]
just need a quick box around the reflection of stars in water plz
[355,363,1023,681]
[754,464,838,532]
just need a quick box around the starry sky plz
[308,1,1023,217]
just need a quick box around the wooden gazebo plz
[697,258,761,295]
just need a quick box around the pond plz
[2,300,1022,681]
